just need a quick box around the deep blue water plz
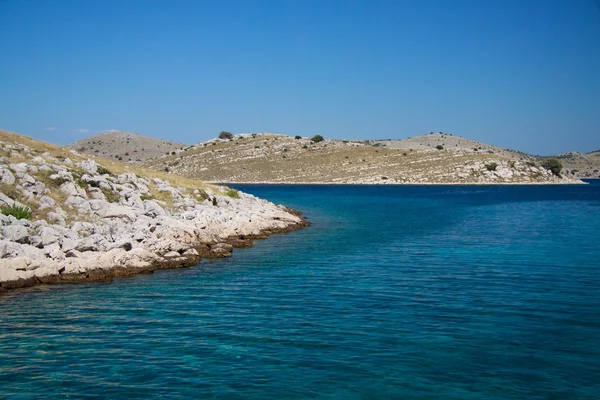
[1,183,600,399]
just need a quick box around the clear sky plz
[1,0,599,155]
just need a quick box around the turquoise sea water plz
[1,182,600,399]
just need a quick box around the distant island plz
[71,130,598,184]
[2,126,596,290]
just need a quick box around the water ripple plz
[1,184,600,399]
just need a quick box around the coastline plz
[0,210,310,292]
[0,134,313,293]
[210,180,587,186]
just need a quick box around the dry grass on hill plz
[1,129,213,192]
[142,133,579,184]
[69,131,186,163]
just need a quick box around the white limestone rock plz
[40,226,61,246]
[0,168,15,185]
[60,181,87,198]
[2,225,30,244]
[96,204,137,222]
[76,159,99,175]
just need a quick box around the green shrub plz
[1,204,32,220]
[542,158,562,176]
[225,188,240,199]
[311,134,324,143]
[219,131,233,140]
[295,135,302,140]
[436,145,443,150]
[196,189,210,201]
[486,162,498,171]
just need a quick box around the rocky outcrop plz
[0,138,309,292]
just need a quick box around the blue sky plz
[1,0,599,155]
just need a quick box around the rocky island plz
[139,132,587,185]
[0,130,309,291]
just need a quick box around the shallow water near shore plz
[1,183,600,399]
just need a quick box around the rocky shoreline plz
[0,215,310,292]
[0,135,310,292]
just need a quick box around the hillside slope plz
[0,129,307,291]
[555,151,600,179]
[142,133,582,184]
[69,131,186,163]
[372,132,528,159]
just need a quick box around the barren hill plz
[372,132,527,158]
[142,133,583,184]
[554,151,600,179]
[69,131,186,163]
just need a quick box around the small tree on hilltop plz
[311,134,324,143]
[542,158,562,176]
[295,135,302,140]
[219,131,233,140]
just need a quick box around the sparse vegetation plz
[295,135,302,140]
[196,189,210,201]
[1,204,32,220]
[97,166,112,176]
[311,135,324,143]
[225,188,240,199]
[219,131,234,140]
[486,162,498,171]
[101,187,121,203]
[36,171,70,188]
[436,145,444,150]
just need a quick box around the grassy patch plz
[1,204,32,220]
[35,170,70,188]
[0,182,22,201]
[196,189,210,201]
[225,188,240,199]
[100,187,121,203]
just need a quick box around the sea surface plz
[1,182,600,399]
